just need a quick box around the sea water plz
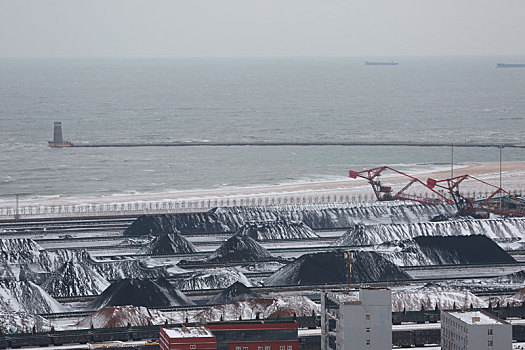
[1,56,524,201]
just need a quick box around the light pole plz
[15,194,20,221]
[499,147,503,209]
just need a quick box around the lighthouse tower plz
[48,122,72,147]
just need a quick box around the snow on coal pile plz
[207,235,272,263]
[265,251,410,286]
[0,279,65,314]
[378,235,516,267]
[332,285,486,312]
[208,282,261,305]
[0,312,56,334]
[0,238,84,274]
[138,233,197,255]
[392,285,487,311]
[198,296,319,322]
[76,305,170,328]
[334,218,525,247]
[170,268,252,291]
[235,220,319,240]
[42,260,110,298]
[124,202,455,235]
[89,278,195,310]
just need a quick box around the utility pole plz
[499,147,503,209]
[451,145,454,178]
[15,194,20,221]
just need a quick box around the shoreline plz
[2,161,524,208]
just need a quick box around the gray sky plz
[1,0,525,58]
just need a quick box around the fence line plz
[0,189,523,220]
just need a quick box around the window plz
[488,340,493,346]
[265,346,271,350]
[365,340,370,345]
[280,346,285,350]
[365,315,370,321]
[243,347,248,350]
[190,346,196,350]
[258,347,263,350]
[366,328,370,333]
[488,329,493,335]
[236,347,241,350]
[287,346,292,350]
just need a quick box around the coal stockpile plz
[89,278,195,309]
[138,233,197,255]
[236,220,319,241]
[265,251,410,286]
[413,235,516,265]
[42,261,109,298]
[207,235,273,263]
[349,251,412,283]
[123,214,180,236]
[208,281,261,305]
[123,202,456,236]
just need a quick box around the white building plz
[441,310,512,350]
[321,288,392,350]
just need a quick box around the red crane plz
[426,175,525,217]
[348,166,452,205]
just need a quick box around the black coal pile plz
[123,214,181,237]
[413,235,515,265]
[124,210,238,236]
[123,202,456,236]
[207,235,273,263]
[42,260,109,298]
[265,250,410,286]
[138,233,197,255]
[236,220,319,241]
[208,281,261,305]
[89,278,194,309]
[349,251,411,283]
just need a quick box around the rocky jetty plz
[208,282,261,305]
[207,235,272,263]
[89,278,194,309]
[236,220,319,240]
[138,233,197,255]
[265,251,410,286]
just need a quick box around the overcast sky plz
[1,0,525,58]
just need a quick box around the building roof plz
[446,311,507,325]
[163,326,215,338]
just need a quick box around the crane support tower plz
[427,175,525,218]
[348,166,452,205]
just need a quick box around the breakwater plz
[52,141,525,148]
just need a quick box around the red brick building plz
[160,320,298,350]
[159,325,217,350]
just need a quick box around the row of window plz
[235,345,293,350]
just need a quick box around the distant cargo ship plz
[496,63,525,68]
[365,61,398,66]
